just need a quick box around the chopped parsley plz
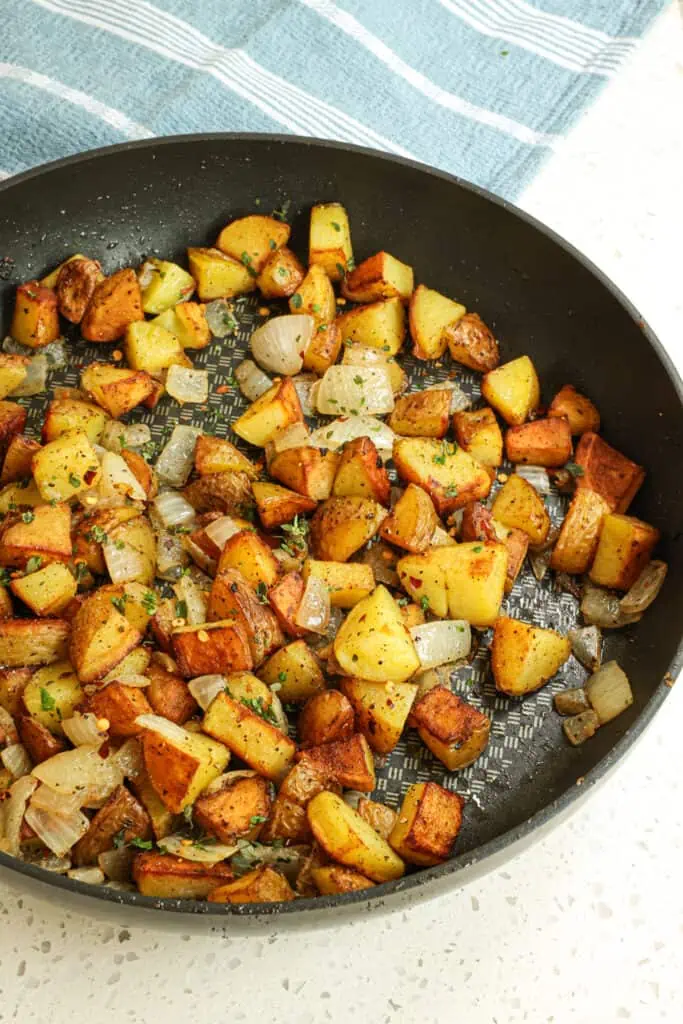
[331,221,341,232]
[74,561,90,583]
[277,671,288,683]
[420,596,430,612]
[25,556,42,574]
[472,545,483,553]
[255,581,269,604]
[21,510,35,524]
[445,485,459,498]
[240,251,258,278]
[240,696,278,725]
[271,199,291,222]
[0,568,11,586]
[353,375,364,386]
[397,596,410,607]
[68,473,82,488]
[565,461,585,478]
[39,687,56,712]
[86,525,108,544]
[129,837,154,850]
[290,293,303,309]
[111,594,128,614]
[141,591,157,615]
[250,815,267,827]
[175,599,188,619]
[433,441,458,465]
[268,238,277,250]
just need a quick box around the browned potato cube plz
[443,312,499,372]
[302,560,375,609]
[133,852,234,899]
[279,760,337,806]
[297,733,376,791]
[233,377,304,448]
[312,865,375,894]
[389,781,464,866]
[172,620,254,678]
[409,284,465,361]
[550,488,611,574]
[258,639,325,702]
[130,768,175,841]
[453,407,504,469]
[187,247,255,300]
[216,214,290,273]
[56,257,102,323]
[307,791,404,882]
[85,683,152,738]
[194,435,259,479]
[332,436,391,505]
[574,432,644,513]
[491,474,550,546]
[309,203,353,281]
[141,727,230,813]
[0,667,33,716]
[70,589,142,683]
[335,297,406,356]
[252,481,317,530]
[393,438,491,516]
[548,384,600,435]
[505,416,572,467]
[208,865,294,904]
[379,483,437,553]
[194,774,272,843]
[202,690,296,782]
[73,785,151,866]
[357,798,397,840]
[341,251,413,304]
[491,617,571,696]
[0,354,29,400]
[259,794,311,844]
[302,320,343,376]
[481,356,540,426]
[267,572,307,638]
[182,471,252,515]
[1,435,41,485]
[145,662,197,725]
[0,619,70,667]
[10,282,60,348]
[257,246,306,299]
[309,496,387,562]
[0,504,72,570]
[291,265,337,328]
[268,446,339,501]
[80,363,155,418]
[18,714,66,764]
[0,402,27,459]
[340,677,417,754]
[209,569,283,665]
[589,513,660,590]
[388,388,451,439]
[81,268,144,342]
[217,531,279,590]
[120,449,158,500]
[411,686,490,770]
[298,690,356,748]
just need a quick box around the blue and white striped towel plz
[0,0,669,199]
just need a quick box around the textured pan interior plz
[0,135,682,917]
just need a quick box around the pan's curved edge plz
[0,133,681,923]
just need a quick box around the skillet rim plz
[0,132,681,920]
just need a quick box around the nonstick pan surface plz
[0,134,682,923]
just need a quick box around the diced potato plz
[141,724,230,812]
[172,620,254,679]
[334,585,420,683]
[496,523,529,594]
[10,562,77,616]
[491,617,571,696]
[0,402,26,458]
[409,284,465,360]
[194,773,271,843]
[268,446,339,501]
[453,407,503,469]
[298,321,341,376]
[124,320,186,374]
[71,507,139,577]
[309,203,353,281]
[379,483,437,554]
[0,480,43,515]
[257,247,306,300]
[86,682,152,738]
[482,355,540,426]
[252,481,316,530]
[145,662,197,725]
[393,437,491,516]
[550,488,611,574]
[266,572,307,638]
[443,312,499,372]
[81,269,144,342]
[298,691,355,748]
[332,436,390,505]
[187,247,256,300]
[307,791,405,882]
[259,639,325,702]
[18,715,66,764]
[208,569,283,666]
[0,503,72,567]
[548,384,600,435]
[505,416,572,467]
[10,282,60,348]
[491,474,550,546]
[40,253,87,290]
[217,530,279,590]
[81,363,155,418]
[0,354,29,399]
[130,768,176,840]
[437,541,508,627]
[389,782,463,866]
[312,864,375,894]
[22,661,83,735]
[335,297,406,356]
[70,589,142,683]
[357,798,397,840]
[396,548,449,618]
[202,690,296,782]
[216,215,291,274]
[298,733,376,791]
[340,678,417,754]
[152,301,211,350]
[411,686,490,770]
[291,264,337,327]
[341,343,408,395]
[208,865,294,904]
[42,398,107,445]
[0,619,70,667]
[1,435,41,485]
[138,258,195,314]
[574,432,645,513]
[32,430,101,503]
[310,496,387,562]
[341,251,413,304]
[302,559,375,608]
[388,389,451,438]
[232,377,303,448]
[194,435,259,479]
[55,257,102,323]
[182,471,252,515]
[73,785,151,866]
[133,852,234,899]
[0,667,33,716]
[589,513,660,590]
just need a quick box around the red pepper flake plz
[216,385,230,394]
[409,577,422,589]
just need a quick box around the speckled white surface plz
[1,6,682,1022]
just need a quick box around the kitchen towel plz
[0,0,670,199]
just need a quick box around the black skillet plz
[0,134,682,925]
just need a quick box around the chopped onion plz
[620,560,667,616]
[410,620,471,670]
[295,575,330,634]
[306,605,344,650]
[554,687,591,716]
[101,421,151,453]
[250,314,314,376]
[181,534,218,576]
[235,359,272,402]
[67,866,105,885]
[98,845,135,882]
[188,674,227,711]
[154,490,196,529]
[528,546,552,582]
[291,374,318,417]
[173,573,208,626]
[342,344,407,395]
[563,709,600,746]
[273,545,306,575]
[585,661,633,724]
[580,583,641,629]
[425,380,472,413]
[158,834,239,863]
[100,452,146,503]
[230,841,306,882]
[24,804,90,858]
[24,853,71,873]
[135,714,190,746]
[10,353,48,396]
[61,712,107,748]
[205,299,237,337]
[110,738,144,779]
[1,776,38,856]
[31,784,83,817]
[515,465,551,494]
[1,743,32,779]
[310,416,395,462]
[155,425,201,488]
[166,365,209,405]
[156,529,190,579]
[314,366,394,416]
[103,533,151,585]
[358,543,395,587]
[204,515,243,551]
[431,525,457,547]
[32,745,123,807]
[569,626,602,672]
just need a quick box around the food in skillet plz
[0,202,667,902]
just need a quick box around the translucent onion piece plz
[10,353,48,397]
[620,560,668,616]
[268,691,289,735]
[580,583,641,629]
[101,421,151,453]
[205,299,237,338]
[425,380,472,413]
[204,515,243,551]
[32,745,123,806]
[100,451,147,503]
[158,835,239,863]
[554,687,591,716]
[156,529,190,580]
[155,425,201,488]
[103,533,150,585]
[67,866,105,885]
[294,575,330,634]
[314,366,394,416]
[98,845,135,882]
[568,626,602,672]
[188,674,227,711]
[291,374,318,417]
[515,464,551,494]
[154,490,196,529]
[306,605,344,651]
[1,743,32,778]
[135,714,190,746]
[235,359,272,402]
[41,339,68,369]
[173,574,208,626]
[24,804,90,858]
[61,713,107,748]
[528,546,552,582]
[2,776,38,856]
[137,261,156,289]
[410,620,471,670]
[230,841,306,882]
[203,769,258,795]
[431,525,457,547]
[166,365,209,405]
[585,661,634,725]
[273,546,306,575]
[250,314,314,376]
[181,535,218,576]
[310,416,395,462]
[110,738,145,779]
[31,784,83,818]
[342,344,406,396]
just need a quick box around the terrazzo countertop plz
[1,5,682,1022]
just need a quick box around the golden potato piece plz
[252,481,316,530]
[32,431,101,503]
[548,384,600,435]
[302,559,375,609]
[56,257,102,323]
[409,284,465,361]
[307,791,405,882]
[232,377,303,448]
[388,389,451,439]
[332,436,391,505]
[22,661,82,735]
[141,725,230,813]
[0,619,70,667]
[550,488,611,575]
[312,865,375,894]
[443,312,499,372]
[291,264,337,327]
[453,407,503,469]
[589,513,660,591]
[257,246,306,300]
[309,496,387,562]
[298,691,355,748]
[268,446,339,501]
[172,620,254,679]
[10,562,77,616]
[194,774,272,844]
[491,473,550,546]
[133,852,234,899]
[481,355,540,426]
[86,682,152,739]
[208,865,294,904]
[379,483,438,554]
[0,503,72,568]
[389,782,464,866]
[152,301,211,350]
[187,246,256,300]
[340,678,417,754]
[81,363,155,418]
[145,662,197,726]
[10,281,60,348]
[194,435,259,479]
[263,573,307,639]
[216,215,290,274]
[357,798,397,840]
[298,733,376,791]
[81,268,143,342]
[335,297,405,356]
[438,541,508,627]
[396,547,449,619]
[1,435,41,485]
[491,617,571,696]
[412,686,490,770]
[505,416,572,467]
[70,589,142,683]
[42,398,107,445]
[259,639,325,702]
[341,251,413,304]
[18,714,66,764]
[208,568,283,666]
[309,202,353,281]
[393,437,491,516]
[334,585,420,683]
[574,432,644,513]
[138,258,195,314]
[0,354,29,400]
[217,530,279,590]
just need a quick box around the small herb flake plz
[68,473,82,488]
[278,671,288,682]
[129,837,154,850]
[39,687,56,712]
[240,251,258,278]
[111,594,128,614]
[420,596,430,612]
[25,556,43,574]
[175,599,188,619]
[142,591,157,615]
[565,461,585,478]
[250,815,267,827]
[21,511,35,524]
[331,221,341,232]
[240,695,278,725]
[291,293,303,309]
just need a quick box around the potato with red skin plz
[388,389,451,439]
[574,432,645,513]
[10,282,60,348]
[252,481,317,529]
[443,312,499,372]
[56,257,102,323]
[548,384,600,435]
[208,568,283,665]
[18,714,66,764]
[1,435,41,485]
[453,407,503,470]
[267,572,308,638]
[332,436,391,505]
[81,268,144,342]
[194,774,272,844]
[298,690,356,748]
[73,785,151,866]
[145,662,198,725]
[171,620,254,678]
[505,416,573,467]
